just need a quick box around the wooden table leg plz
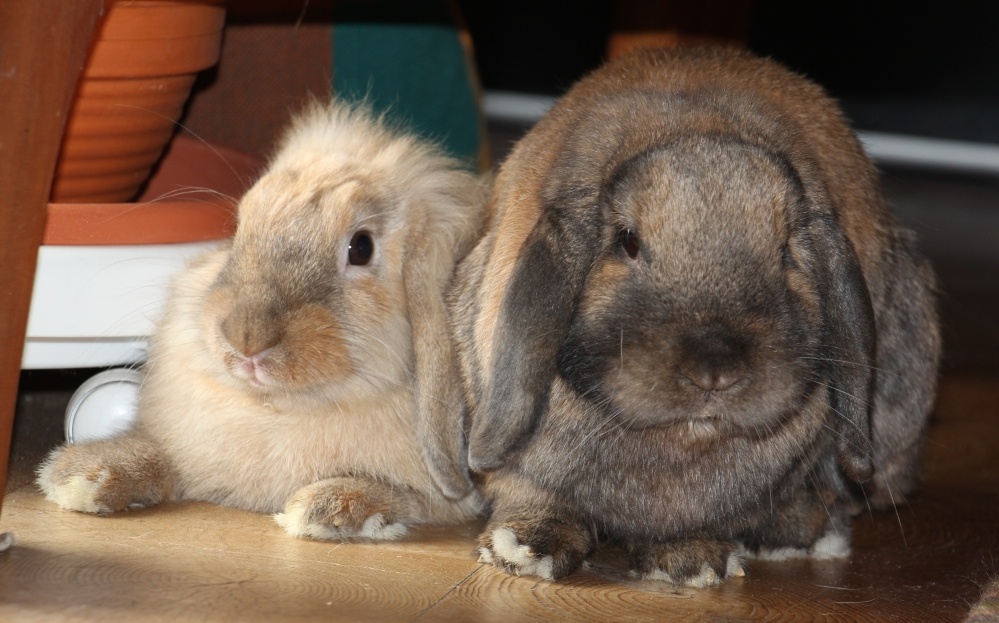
[0,0,103,524]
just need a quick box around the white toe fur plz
[488,527,555,580]
[356,514,409,540]
[741,525,851,561]
[274,505,407,541]
[477,547,495,564]
[644,552,743,586]
[36,463,110,514]
[752,546,810,561]
[809,528,850,559]
[645,563,718,587]
[726,551,746,577]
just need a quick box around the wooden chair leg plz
[0,1,103,523]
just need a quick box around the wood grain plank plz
[2,485,989,622]
[425,521,982,623]
[0,491,481,622]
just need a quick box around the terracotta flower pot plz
[44,134,261,246]
[50,0,226,203]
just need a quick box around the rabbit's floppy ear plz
[404,236,474,499]
[467,192,603,471]
[806,211,876,483]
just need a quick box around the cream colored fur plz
[37,100,485,537]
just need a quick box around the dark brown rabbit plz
[449,47,940,586]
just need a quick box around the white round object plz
[65,368,143,444]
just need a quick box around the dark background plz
[461,0,999,144]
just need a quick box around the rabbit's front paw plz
[628,538,744,587]
[36,437,173,514]
[275,478,408,541]
[478,513,594,581]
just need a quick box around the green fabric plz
[333,0,483,167]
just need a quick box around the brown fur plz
[37,100,487,538]
[287,477,412,530]
[449,47,941,584]
[966,578,999,623]
[36,430,175,514]
[627,538,739,583]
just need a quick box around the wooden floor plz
[0,371,996,622]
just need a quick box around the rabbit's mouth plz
[238,369,268,390]
[684,378,755,419]
[226,348,276,389]
[684,417,721,440]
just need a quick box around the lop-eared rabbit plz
[39,100,486,540]
[449,47,941,585]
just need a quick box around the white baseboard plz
[482,91,999,176]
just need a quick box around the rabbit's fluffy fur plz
[37,100,486,539]
[449,47,941,585]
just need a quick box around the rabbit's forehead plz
[314,177,386,230]
[241,167,392,235]
[616,141,795,252]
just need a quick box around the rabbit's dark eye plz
[617,228,640,259]
[348,231,374,266]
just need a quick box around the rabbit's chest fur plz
[491,377,839,540]
[135,249,433,514]
[139,374,427,514]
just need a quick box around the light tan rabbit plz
[449,47,941,584]
[38,99,486,539]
